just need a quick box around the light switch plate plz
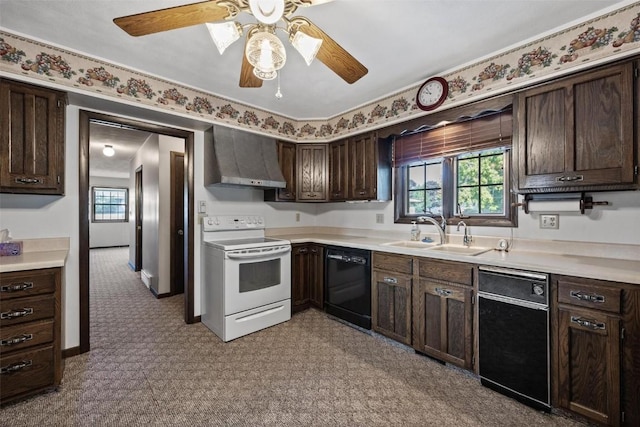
[540,214,559,229]
[198,200,207,214]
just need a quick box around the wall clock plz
[416,76,449,111]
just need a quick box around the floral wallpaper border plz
[1,2,639,142]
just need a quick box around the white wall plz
[89,176,131,248]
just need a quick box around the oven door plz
[223,245,291,315]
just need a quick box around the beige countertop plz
[0,238,69,273]
[275,232,640,285]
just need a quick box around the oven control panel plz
[203,215,265,231]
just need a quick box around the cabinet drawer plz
[373,252,413,275]
[0,320,54,355]
[558,279,621,314]
[0,269,57,300]
[0,295,54,327]
[0,345,54,401]
[418,259,474,286]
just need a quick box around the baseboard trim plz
[62,346,81,358]
[127,261,135,271]
[193,315,201,322]
[90,245,129,249]
[149,287,170,299]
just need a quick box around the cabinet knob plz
[359,191,366,195]
[306,194,317,198]
[383,277,398,284]
[435,287,453,297]
[14,177,43,185]
[555,175,584,182]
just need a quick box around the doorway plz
[79,110,195,354]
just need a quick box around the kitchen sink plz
[427,245,492,256]
[381,240,438,249]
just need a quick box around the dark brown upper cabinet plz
[328,139,349,201]
[296,143,328,201]
[264,140,296,202]
[514,60,637,193]
[1,79,66,195]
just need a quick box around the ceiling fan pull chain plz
[275,72,283,99]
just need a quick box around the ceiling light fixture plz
[206,21,243,55]
[290,30,322,66]
[245,26,286,80]
[103,145,115,157]
[249,0,285,24]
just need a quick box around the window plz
[393,108,516,227]
[92,187,129,222]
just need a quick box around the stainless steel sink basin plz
[427,245,492,256]
[381,240,438,249]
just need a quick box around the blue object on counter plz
[422,237,433,243]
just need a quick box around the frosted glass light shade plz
[245,30,286,80]
[103,145,115,157]
[249,0,285,24]
[206,22,242,55]
[291,31,322,66]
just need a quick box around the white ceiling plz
[0,0,624,119]
[89,123,151,179]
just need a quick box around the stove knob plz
[257,217,263,224]
[214,218,220,225]
[532,284,545,296]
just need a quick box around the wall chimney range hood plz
[205,126,286,189]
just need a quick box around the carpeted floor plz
[1,247,587,426]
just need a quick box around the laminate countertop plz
[276,233,640,285]
[0,238,69,273]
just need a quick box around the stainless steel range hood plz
[205,126,286,189]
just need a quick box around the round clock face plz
[416,77,449,111]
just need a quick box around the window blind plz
[393,108,512,167]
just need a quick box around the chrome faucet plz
[417,215,446,245]
[457,221,472,247]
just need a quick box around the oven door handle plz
[226,246,291,260]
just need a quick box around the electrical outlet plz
[376,214,384,224]
[540,214,559,229]
[295,212,300,222]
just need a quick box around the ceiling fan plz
[113,0,368,88]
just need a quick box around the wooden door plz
[349,132,377,199]
[558,306,620,426]
[291,244,310,313]
[328,139,349,201]
[170,152,185,295]
[413,279,473,369]
[308,245,324,309]
[0,79,65,195]
[134,166,143,272]
[372,270,412,345]
[296,144,327,201]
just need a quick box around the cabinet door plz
[328,139,349,201]
[413,279,473,369]
[297,144,327,201]
[349,132,378,200]
[291,244,310,313]
[308,245,324,309]
[0,79,66,195]
[276,141,296,201]
[516,62,635,191]
[558,306,620,426]
[372,270,412,345]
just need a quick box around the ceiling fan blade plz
[239,37,263,88]
[290,0,335,7]
[294,17,367,84]
[114,1,236,37]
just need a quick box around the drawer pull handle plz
[0,334,33,346]
[15,177,43,185]
[1,282,34,293]
[359,191,366,195]
[569,290,605,303]
[435,287,453,297]
[0,359,33,375]
[0,308,34,320]
[571,316,605,331]
[383,277,398,284]
[555,175,584,182]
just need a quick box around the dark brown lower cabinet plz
[372,270,412,345]
[412,279,473,369]
[291,243,323,313]
[558,306,620,426]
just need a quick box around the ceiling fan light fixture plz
[206,22,242,55]
[103,145,115,157]
[245,29,286,80]
[291,31,322,66]
[249,0,285,25]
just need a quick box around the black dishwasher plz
[478,265,550,411]
[324,246,371,329]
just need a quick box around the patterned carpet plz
[0,247,586,426]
